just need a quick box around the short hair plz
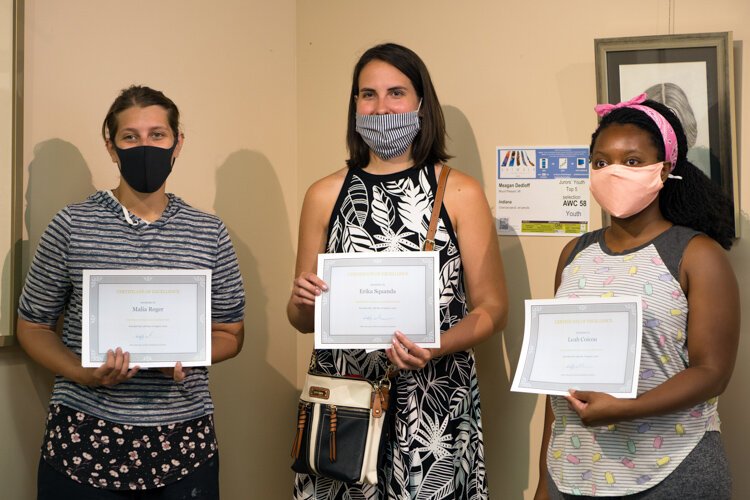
[102,85,180,142]
[345,43,450,169]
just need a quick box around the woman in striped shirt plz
[17,85,245,499]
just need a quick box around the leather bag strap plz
[423,165,451,251]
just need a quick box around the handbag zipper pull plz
[329,405,337,462]
[371,388,383,418]
[291,402,309,459]
[380,383,390,411]
[372,378,391,416]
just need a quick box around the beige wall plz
[1,0,748,498]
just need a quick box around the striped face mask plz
[355,101,421,160]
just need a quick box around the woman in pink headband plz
[534,96,738,499]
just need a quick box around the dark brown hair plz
[346,43,450,169]
[101,85,180,142]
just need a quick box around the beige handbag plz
[290,362,391,484]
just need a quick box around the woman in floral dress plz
[288,43,508,499]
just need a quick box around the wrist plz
[615,396,638,421]
[72,366,96,387]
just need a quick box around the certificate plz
[82,269,212,368]
[315,252,440,350]
[511,297,642,398]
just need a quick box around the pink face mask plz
[590,162,666,219]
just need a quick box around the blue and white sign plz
[496,146,590,236]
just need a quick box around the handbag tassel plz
[329,405,337,462]
[291,402,308,459]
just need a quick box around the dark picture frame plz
[0,0,23,346]
[595,32,738,235]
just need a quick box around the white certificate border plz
[314,252,440,350]
[82,269,212,368]
[511,296,643,398]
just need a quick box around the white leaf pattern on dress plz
[370,185,395,232]
[341,224,375,253]
[418,169,433,200]
[439,256,461,308]
[373,227,420,252]
[327,218,342,253]
[340,175,369,227]
[415,458,455,500]
[392,177,431,241]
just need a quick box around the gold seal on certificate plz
[511,297,643,398]
[314,252,440,350]
[82,269,212,368]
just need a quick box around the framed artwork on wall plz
[0,0,23,346]
[594,32,738,236]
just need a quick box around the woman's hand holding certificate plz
[563,389,630,427]
[385,331,437,371]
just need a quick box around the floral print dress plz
[294,165,488,499]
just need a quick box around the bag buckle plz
[309,386,330,399]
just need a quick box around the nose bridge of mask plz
[116,143,145,162]
[615,162,664,183]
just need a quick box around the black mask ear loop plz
[169,133,180,166]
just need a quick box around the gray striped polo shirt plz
[18,191,245,425]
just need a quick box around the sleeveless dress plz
[294,165,488,499]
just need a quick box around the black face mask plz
[114,143,177,193]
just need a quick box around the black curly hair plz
[590,100,734,249]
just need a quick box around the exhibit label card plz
[496,146,590,236]
[82,269,212,368]
[315,252,440,350]
[511,296,642,398]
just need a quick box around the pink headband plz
[595,93,678,170]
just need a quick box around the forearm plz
[17,319,91,385]
[211,322,244,364]
[433,300,506,356]
[287,300,314,334]
[622,364,730,420]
